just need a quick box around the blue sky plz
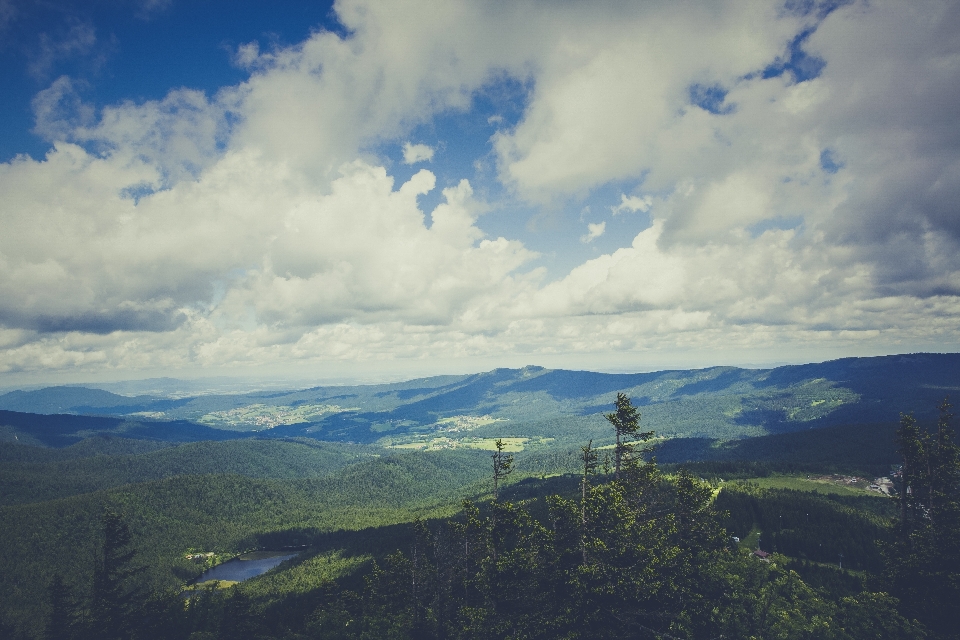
[0,1,342,160]
[1,0,959,385]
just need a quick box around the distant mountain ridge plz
[1,353,958,445]
[0,386,192,415]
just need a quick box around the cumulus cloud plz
[492,1,803,202]
[612,194,652,215]
[402,142,434,164]
[233,42,261,70]
[32,76,97,141]
[581,222,606,243]
[2,0,959,378]
[33,82,228,185]
[0,140,535,344]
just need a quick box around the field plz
[387,436,547,452]
[196,403,355,431]
[735,474,890,498]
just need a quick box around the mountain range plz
[1,353,957,447]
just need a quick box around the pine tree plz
[46,574,78,640]
[579,440,598,564]
[887,399,960,637]
[897,412,927,533]
[491,438,513,502]
[85,507,146,640]
[218,587,257,639]
[605,392,654,480]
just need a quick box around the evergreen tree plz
[218,587,258,639]
[579,440,598,564]
[887,399,960,638]
[85,507,146,640]
[46,574,78,640]
[491,439,513,502]
[897,412,927,533]
[0,614,25,640]
[835,592,928,640]
[605,392,654,479]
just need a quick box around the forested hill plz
[1,365,958,638]
[2,353,958,445]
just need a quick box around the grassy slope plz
[744,476,884,497]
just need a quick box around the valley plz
[0,353,958,638]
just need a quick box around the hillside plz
[0,438,371,505]
[2,353,958,447]
[0,448,495,636]
[1,355,957,638]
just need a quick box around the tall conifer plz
[605,392,653,480]
[86,508,146,640]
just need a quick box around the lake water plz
[193,552,297,584]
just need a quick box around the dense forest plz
[2,391,958,639]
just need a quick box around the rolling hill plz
[2,353,957,638]
[2,353,958,446]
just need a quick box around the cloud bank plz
[1,0,959,380]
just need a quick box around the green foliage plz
[0,449,492,638]
[278,467,922,640]
[512,446,584,477]
[216,395,924,640]
[37,509,153,640]
[491,439,513,501]
[835,591,928,639]
[885,400,960,638]
[45,574,78,640]
[4,385,958,639]
[86,508,148,640]
[785,558,866,598]
[716,484,891,572]
[5,451,934,640]
[0,438,368,506]
[605,392,653,479]
[657,420,902,477]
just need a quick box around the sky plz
[1,0,959,386]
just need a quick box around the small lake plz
[193,552,298,584]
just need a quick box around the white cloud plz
[0,139,536,352]
[581,222,606,243]
[492,1,802,202]
[31,76,96,141]
[402,142,434,164]
[233,42,261,70]
[2,0,960,379]
[612,193,652,215]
